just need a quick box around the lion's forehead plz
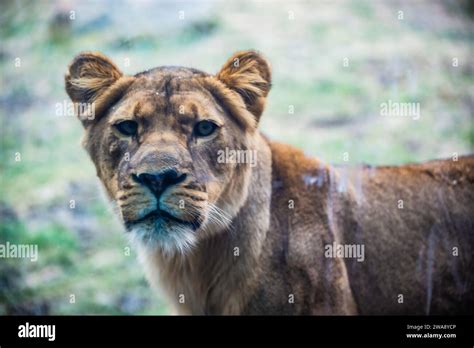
[111,86,221,124]
[130,68,208,94]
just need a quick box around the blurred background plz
[0,0,472,315]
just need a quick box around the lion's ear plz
[216,50,271,122]
[65,52,132,126]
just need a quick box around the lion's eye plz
[115,120,138,136]
[194,120,218,137]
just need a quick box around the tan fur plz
[66,51,474,315]
[216,50,271,120]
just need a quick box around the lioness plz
[65,51,474,315]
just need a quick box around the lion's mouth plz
[125,208,200,231]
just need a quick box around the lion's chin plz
[127,215,198,256]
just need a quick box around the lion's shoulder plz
[268,140,326,187]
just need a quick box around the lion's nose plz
[133,169,187,197]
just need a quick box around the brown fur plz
[65,51,474,315]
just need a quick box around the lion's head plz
[65,51,271,255]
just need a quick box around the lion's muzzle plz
[123,165,205,227]
[132,168,187,198]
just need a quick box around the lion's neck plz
[137,133,272,314]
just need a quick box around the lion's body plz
[346,155,474,314]
[66,50,474,315]
[257,141,474,315]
